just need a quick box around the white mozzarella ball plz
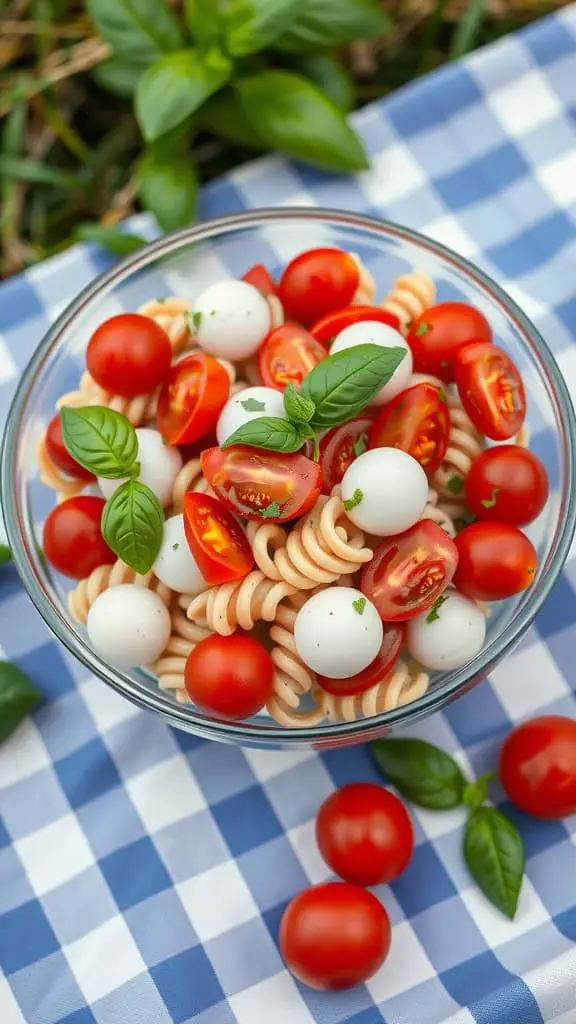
[406,590,486,671]
[341,448,428,536]
[152,514,208,595]
[87,584,171,669]
[216,386,288,446]
[294,587,383,679]
[193,280,272,360]
[330,320,412,405]
[98,428,182,507]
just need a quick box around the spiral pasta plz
[137,297,192,356]
[314,660,430,723]
[170,458,212,513]
[36,435,86,503]
[266,594,325,729]
[152,598,212,698]
[187,571,298,636]
[68,558,172,624]
[350,253,376,305]
[380,271,436,334]
[423,487,457,537]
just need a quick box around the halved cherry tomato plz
[317,623,404,695]
[310,305,400,346]
[453,521,537,601]
[361,520,458,621]
[43,496,115,579]
[454,341,526,441]
[369,383,450,475]
[201,445,322,523]
[86,313,172,398]
[258,324,327,392]
[156,353,230,446]
[45,413,95,482]
[185,634,274,720]
[183,492,254,584]
[242,263,278,296]
[407,302,492,382]
[278,248,359,326]
[465,445,549,526]
[319,417,373,494]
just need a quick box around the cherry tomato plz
[316,783,414,886]
[201,445,322,523]
[454,341,526,441]
[465,445,549,526]
[278,248,359,326]
[42,496,115,579]
[258,324,327,392]
[499,716,576,819]
[86,313,172,398]
[317,623,404,695]
[184,634,274,720]
[45,413,95,482]
[361,520,458,622]
[280,882,391,991]
[453,521,537,601]
[310,305,400,346]
[157,353,230,446]
[242,263,278,296]
[407,302,492,382]
[369,383,450,475]
[319,417,373,494]
[183,492,254,584]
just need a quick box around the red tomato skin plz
[316,784,414,886]
[184,634,274,720]
[318,624,404,696]
[278,248,359,326]
[258,323,327,392]
[45,413,95,482]
[280,882,391,991]
[242,263,277,296]
[453,521,537,601]
[454,341,526,441]
[310,305,400,346]
[42,496,115,579]
[183,492,254,585]
[407,302,492,382]
[369,383,450,476]
[465,445,549,526]
[86,313,172,398]
[319,417,373,494]
[201,445,322,523]
[499,716,576,819]
[157,353,230,446]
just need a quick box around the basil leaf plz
[60,407,139,479]
[370,737,466,810]
[221,417,310,454]
[274,0,390,52]
[0,545,12,564]
[92,58,147,98]
[0,661,41,744]
[223,0,307,56]
[137,148,198,233]
[464,807,524,919]
[101,480,164,574]
[290,53,354,112]
[135,48,232,142]
[301,344,407,430]
[283,382,315,425]
[87,0,185,63]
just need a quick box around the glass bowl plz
[3,209,575,750]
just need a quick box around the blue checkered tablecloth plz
[2,9,576,1024]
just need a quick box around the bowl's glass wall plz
[3,211,575,748]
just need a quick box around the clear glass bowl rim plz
[3,207,575,745]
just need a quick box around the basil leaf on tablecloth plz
[370,737,467,810]
[0,661,41,744]
[221,417,312,453]
[283,382,316,425]
[101,480,164,574]
[464,806,524,918]
[60,406,139,479]
[300,344,406,430]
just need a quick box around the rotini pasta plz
[314,660,430,722]
[36,434,86,503]
[137,297,192,356]
[380,271,436,334]
[187,571,298,635]
[350,252,376,305]
[423,487,457,537]
[152,598,212,698]
[170,457,212,513]
[68,558,172,624]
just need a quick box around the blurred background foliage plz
[0,0,569,278]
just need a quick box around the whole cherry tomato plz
[258,324,327,392]
[183,492,254,584]
[317,623,404,695]
[185,634,274,720]
[278,248,359,326]
[499,716,576,819]
[319,417,373,494]
[201,445,322,523]
[86,313,172,398]
[453,521,537,601]
[157,353,230,446]
[407,302,492,382]
[361,520,458,622]
[43,496,115,579]
[465,445,549,526]
[242,263,277,296]
[316,783,414,886]
[310,305,400,346]
[454,341,526,441]
[279,882,391,991]
[369,383,450,475]
[45,413,95,482]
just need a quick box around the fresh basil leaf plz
[370,737,467,810]
[274,0,390,52]
[283,382,315,425]
[290,53,354,112]
[135,48,232,142]
[462,771,497,811]
[87,0,185,63]
[184,0,223,45]
[101,480,164,574]
[464,806,524,918]
[223,0,307,56]
[92,57,147,98]
[301,344,406,430]
[0,545,12,564]
[201,89,264,149]
[75,223,147,256]
[0,661,41,744]
[221,417,310,454]
[60,406,139,479]
[137,148,198,232]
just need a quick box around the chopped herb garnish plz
[481,488,500,508]
[192,311,202,331]
[415,322,429,337]
[426,594,449,623]
[352,433,368,458]
[527,567,536,576]
[240,398,266,412]
[172,542,180,551]
[440,360,449,369]
[455,513,477,532]
[210,310,217,316]
[155,297,165,303]
[447,475,464,495]
[438,389,448,404]
[352,597,366,615]
[262,501,282,519]
[343,488,363,512]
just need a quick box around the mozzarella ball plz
[341,448,428,536]
[87,584,171,668]
[98,428,182,507]
[193,280,272,360]
[294,587,383,679]
[152,514,208,595]
[406,590,486,671]
[330,321,412,405]
[216,386,288,446]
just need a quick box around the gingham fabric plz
[1,9,576,1024]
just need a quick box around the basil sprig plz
[223,417,313,454]
[61,406,139,479]
[0,661,41,743]
[464,807,524,919]
[102,479,164,575]
[283,382,315,425]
